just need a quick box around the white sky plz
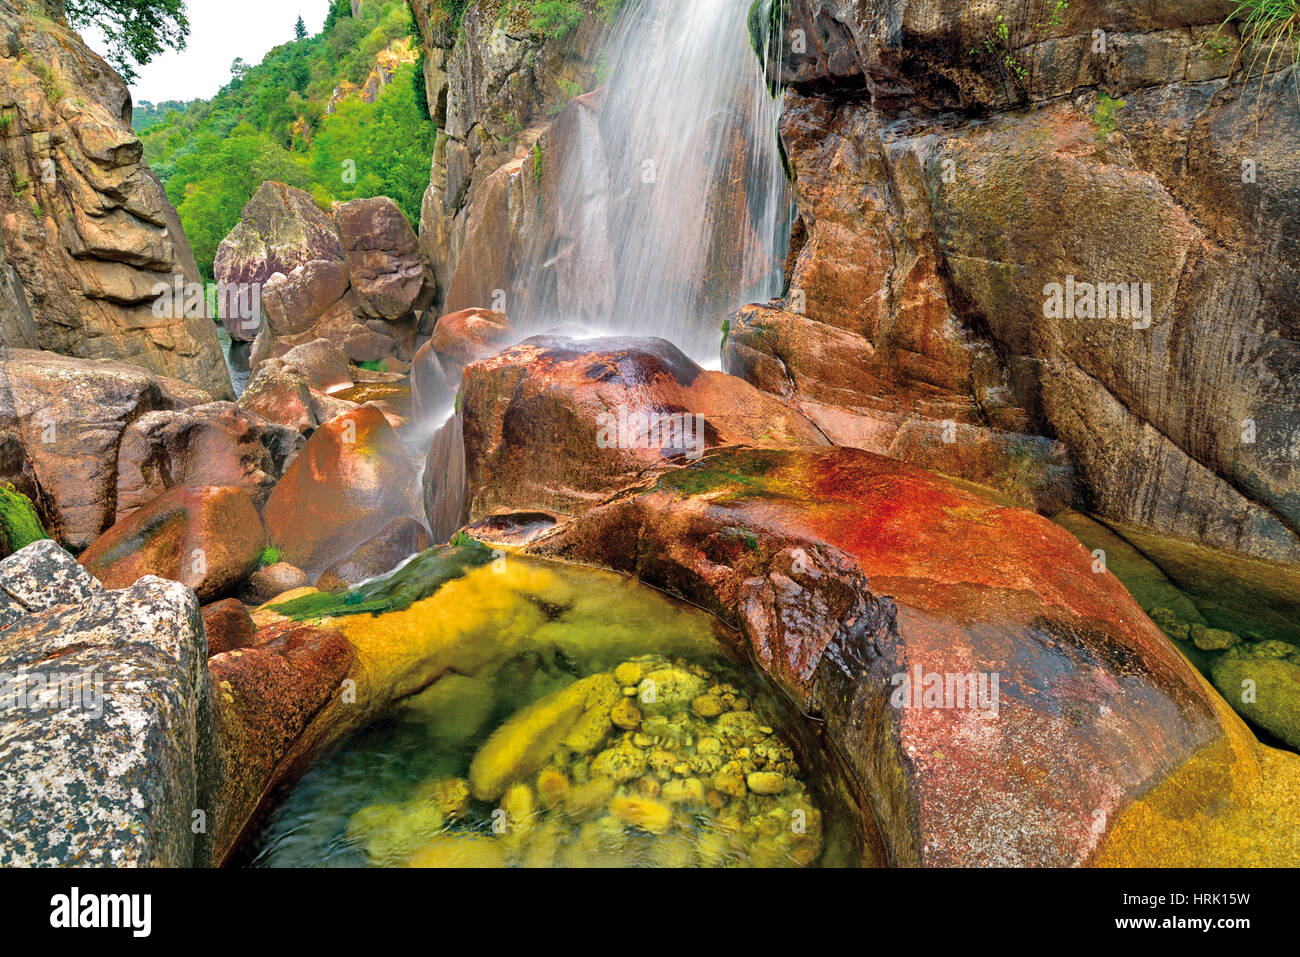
[81,0,335,104]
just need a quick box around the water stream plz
[510,0,790,361]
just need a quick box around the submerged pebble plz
[345,654,824,867]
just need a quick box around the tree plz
[295,16,308,40]
[63,0,189,82]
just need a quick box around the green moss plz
[270,539,496,621]
[654,449,799,505]
[0,484,48,555]
[1093,93,1127,141]
[257,545,283,568]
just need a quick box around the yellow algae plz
[605,795,670,832]
[1096,692,1300,867]
[468,674,608,801]
[410,777,471,822]
[400,673,496,746]
[347,801,445,867]
[336,561,558,707]
[406,834,507,868]
[251,586,318,627]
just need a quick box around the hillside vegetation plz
[141,0,435,278]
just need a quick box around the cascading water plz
[511,0,790,362]
[423,0,789,539]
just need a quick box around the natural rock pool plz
[243,558,871,868]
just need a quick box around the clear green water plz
[246,563,869,868]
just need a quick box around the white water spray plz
[512,0,790,361]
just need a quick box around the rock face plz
[0,349,210,549]
[78,485,266,602]
[453,335,828,522]
[430,307,514,384]
[115,402,303,520]
[734,0,1300,568]
[0,0,231,399]
[337,197,433,320]
[0,540,210,866]
[528,446,1300,866]
[414,0,609,313]
[262,407,426,578]
[215,184,431,365]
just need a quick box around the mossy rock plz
[0,484,48,557]
[269,539,496,621]
[1211,654,1300,750]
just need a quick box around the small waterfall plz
[513,0,789,362]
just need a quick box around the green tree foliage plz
[140,0,435,279]
[295,15,308,40]
[64,0,189,82]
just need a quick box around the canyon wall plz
[410,0,610,314]
[0,0,231,398]
[730,0,1299,568]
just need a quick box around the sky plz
[81,0,335,104]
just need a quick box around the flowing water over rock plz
[510,0,790,360]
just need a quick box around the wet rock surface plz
[454,335,828,521]
[430,308,514,385]
[530,446,1300,866]
[262,407,425,579]
[79,485,266,602]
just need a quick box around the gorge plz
[0,0,1297,871]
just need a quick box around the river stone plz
[79,485,266,603]
[455,335,828,521]
[0,350,207,550]
[431,308,515,384]
[261,407,424,578]
[0,540,210,866]
[115,402,303,520]
[198,619,354,866]
[239,562,311,606]
[201,598,258,656]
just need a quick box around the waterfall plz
[512,0,790,362]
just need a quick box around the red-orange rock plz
[430,308,514,383]
[531,446,1267,866]
[201,598,258,656]
[456,335,828,520]
[114,402,303,521]
[201,621,355,864]
[79,485,266,602]
[261,407,424,578]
